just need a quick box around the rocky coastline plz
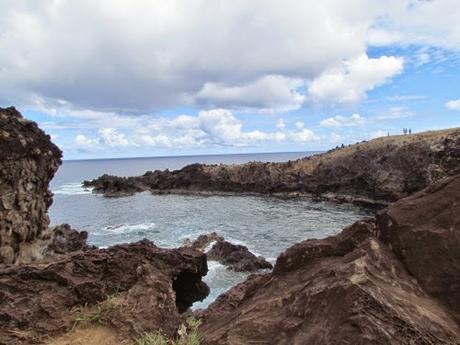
[1,107,459,344]
[84,126,460,207]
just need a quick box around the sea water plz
[49,152,371,308]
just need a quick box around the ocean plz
[49,152,371,308]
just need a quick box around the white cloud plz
[73,134,100,152]
[195,75,305,112]
[98,128,129,147]
[80,108,318,151]
[320,114,365,127]
[375,106,415,120]
[0,1,438,113]
[446,99,460,111]
[308,54,404,103]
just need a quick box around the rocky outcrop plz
[183,232,224,251]
[207,240,273,272]
[84,128,460,206]
[377,174,460,323]
[0,239,209,344]
[0,107,62,264]
[13,223,93,265]
[183,233,272,272]
[199,220,460,345]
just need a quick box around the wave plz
[52,183,93,195]
[101,222,157,234]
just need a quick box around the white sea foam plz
[52,183,93,195]
[102,222,157,234]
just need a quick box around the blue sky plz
[1,1,460,159]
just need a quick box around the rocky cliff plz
[0,107,62,264]
[198,175,460,344]
[84,127,460,206]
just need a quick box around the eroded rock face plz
[207,240,273,272]
[84,128,460,206]
[183,232,224,251]
[0,239,209,344]
[0,107,62,264]
[198,220,460,345]
[377,174,460,323]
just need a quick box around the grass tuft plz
[72,295,119,330]
[135,318,202,345]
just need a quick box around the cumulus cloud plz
[308,54,404,103]
[446,99,460,111]
[320,114,365,127]
[98,128,129,147]
[0,1,421,113]
[195,75,306,112]
[70,109,317,152]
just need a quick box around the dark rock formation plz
[0,107,62,264]
[183,232,224,251]
[207,240,272,272]
[183,233,272,272]
[377,174,460,323]
[84,127,460,206]
[199,220,460,345]
[13,223,93,264]
[0,239,209,344]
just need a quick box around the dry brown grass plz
[45,325,129,345]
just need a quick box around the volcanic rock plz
[198,220,460,344]
[0,239,209,344]
[183,232,224,251]
[207,240,273,272]
[0,107,62,264]
[377,174,460,323]
[84,127,460,206]
[13,223,93,265]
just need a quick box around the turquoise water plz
[49,152,371,308]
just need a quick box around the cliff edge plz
[0,107,62,264]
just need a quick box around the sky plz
[1,1,460,160]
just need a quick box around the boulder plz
[184,232,224,251]
[0,107,62,264]
[199,220,460,345]
[207,240,273,272]
[377,174,460,323]
[0,239,209,344]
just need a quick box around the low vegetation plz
[72,295,119,330]
[135,318,202,345]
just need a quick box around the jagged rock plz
[82,174,147,197]
[0,239,209,344]
[207,240,273,272]
[84,128,460,206]
[377,174,460,323]
[198,220,460,345]
[0,107,62,264]
[183,232,224,251]
[13,223,93,264]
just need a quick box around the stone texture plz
[0,107,62,264]
[377,174,460,323]
[198,220,460,345]
[207,240,273,272]
[0,240,209,344]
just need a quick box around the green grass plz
[72,295,119,330]
[135,318,202,345]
